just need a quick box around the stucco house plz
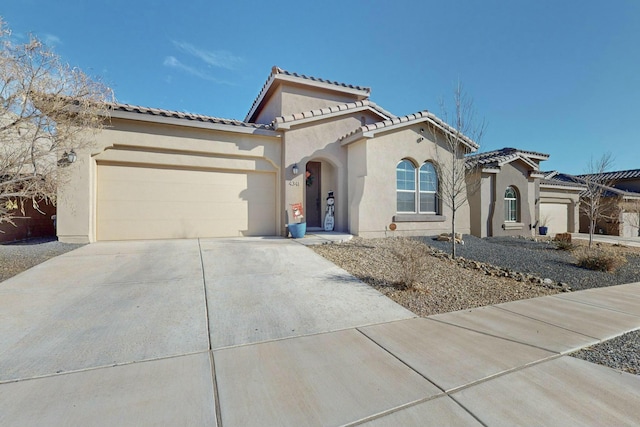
[538,172,584,235]
[550,170,640,237]
[57,67,478,243]
[466,147,552,238]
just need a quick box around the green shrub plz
[575,248,626,272]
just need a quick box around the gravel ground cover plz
[422,235,640,291]
[571,330,640,376]
[0,237,83,282]
[312,237,559,316]
[312,235,640,376]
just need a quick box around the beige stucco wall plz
[473,161,538,238]
[348,125,471,238]
[539,186,581,233]
[254,86,283,125]
[280,85,361,117]
[281,113,380,233]
[57,118,281,243]
[254,83,362,125]
[468,170,494,237]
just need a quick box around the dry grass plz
[574,247,627,272]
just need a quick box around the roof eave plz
[540,183,586,192]
[110,109,279,137]
[273,103,391,130]
[344,113,478,151]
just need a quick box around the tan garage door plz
[540,203,569,235]
[97,164,276,241]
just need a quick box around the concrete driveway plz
[2,237,640,426]
[0,237,414,425]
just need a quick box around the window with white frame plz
[396,160,439,214]
[504,186,518,222]
[419,162,438,213]
[396,160,416,212]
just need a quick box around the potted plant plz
[538,214,549,236]
[288,203,306,238]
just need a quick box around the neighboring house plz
[466,147,549,238]
[538,172,584,235]
[57,67,478,243]
[0,200,56,243]
[552,170,640,237]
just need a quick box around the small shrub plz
[555,240,574,251]
[390,238,427,290]
[574,248,626,272]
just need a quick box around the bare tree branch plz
[430,81,485,258]
[0,17,112,225]
[579,153,616,248]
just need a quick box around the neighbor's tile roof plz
[468,147,549,167]
[548,172,640,198]
[246,66,371,122]
[577,169,640,182]
[339,110,479,150]
[540,172,586,189]
[272,100,394,126]
[110,103,272,129]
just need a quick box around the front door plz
[305,162,322,227]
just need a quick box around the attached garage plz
[540,203,569,235]
[97,164,276,241]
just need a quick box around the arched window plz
[396,160,416,212]
[419,162,438,213]
[504,186,518,222]
[396,160,439,214]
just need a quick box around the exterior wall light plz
[292,164,299,175]
[67,150,77,163]
[59,149,77,166]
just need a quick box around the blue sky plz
[4,0,639,174]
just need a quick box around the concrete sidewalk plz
[1,238,640,426]
[572,232,640,248]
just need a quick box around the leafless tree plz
[622,198,640,238]
[580,153,616,249]
[0,18,112,226]
[431,82,485,258]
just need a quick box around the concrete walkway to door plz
[1,237,640,426]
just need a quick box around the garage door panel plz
[540,203,569,234]
[97,164,275,240]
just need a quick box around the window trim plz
[504,186,518,222]
[418,162,438,214]
[396,160,417,213]
[396,159,439,215]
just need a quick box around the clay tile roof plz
[547,172,640,198]
[540,172,586,189]
[339,110,479,150]
[110,102,272,130]
[467,147,549,168]
[577,169,640,182]
[272,100,394,126]
[272,66,370,93]
[246,66,371,122]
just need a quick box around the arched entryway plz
[304,160,337,230]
